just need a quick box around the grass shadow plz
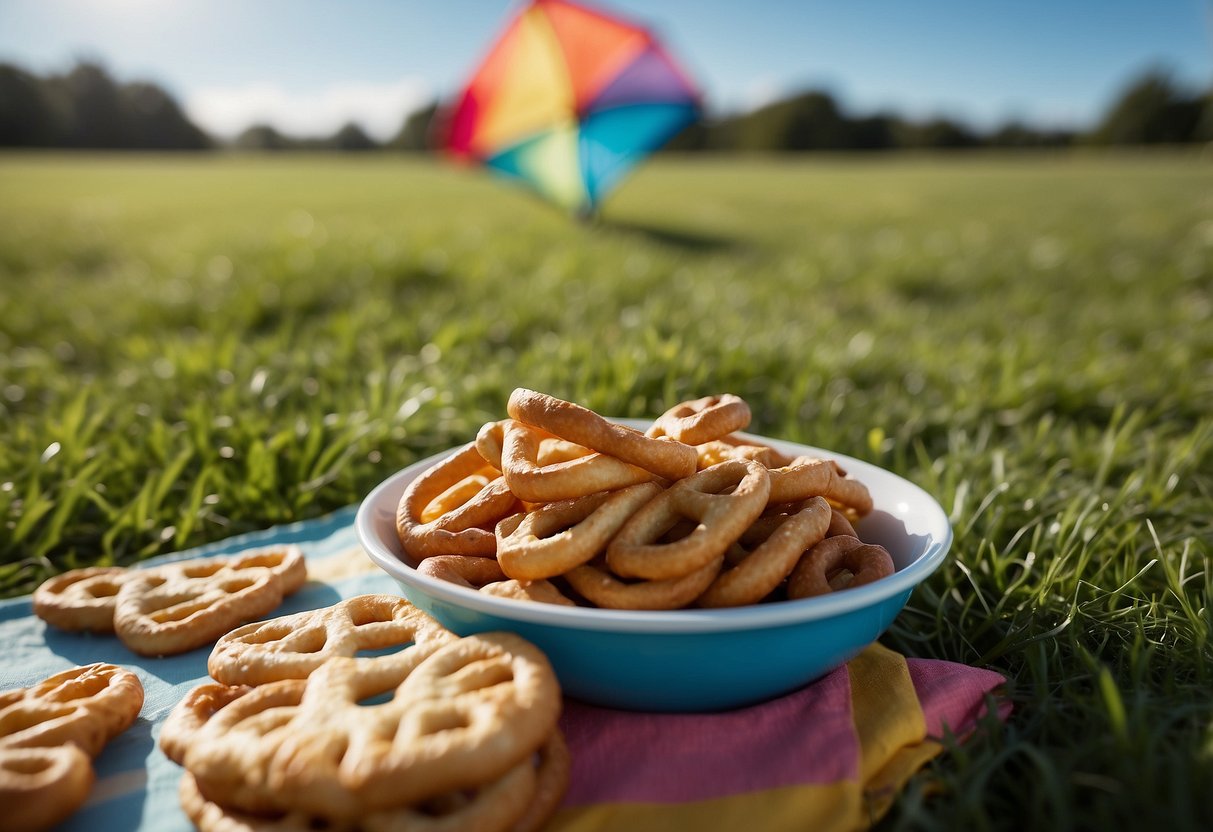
[599,218,745,253]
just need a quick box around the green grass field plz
[1,151,1211,829]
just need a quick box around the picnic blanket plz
[0,507,1010,831]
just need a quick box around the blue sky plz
[1,0,1209,140]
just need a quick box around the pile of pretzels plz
[396,389,894,610]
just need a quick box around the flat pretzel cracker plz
[0,745,94,832]
[113,545,307,657]
[32,567,133,634]
[177,753,538,832]
[208,594,459,686]
[0,663,144,757]
[1,663,143,832]
[182,633,560,819]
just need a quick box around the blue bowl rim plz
[356,423,952,635]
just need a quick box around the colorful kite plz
[441,0,700,216]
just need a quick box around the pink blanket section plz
[559,657,1008,806]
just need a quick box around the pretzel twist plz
[496,482,662,581]
[507,389,696,481]
[32,567,132,634]
[647,394,751,445]
[417,555,507,589]
[606,459,770,581]
[1,663,144,832]
[500,420,655,503]
[563,556,724,611]
[395,443,519,560]
[176,733,566,832]
[698,496,832,608]
[787,536,895,599]
[0,663,145,757]
[768,456,874,515]
[0,746,95,832]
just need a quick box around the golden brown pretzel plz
[32,567,134,634]
[476,419,595,472]
[181,634,560,819]
[647,394,751,445]
[606,459,770,581]
[474,419,512,470]
[1,663,144,832]
[479,580,577,607]
[500,420,655,503]
[176,731,568,832]
[507,388,696,481]
[786,535,895,599]
[160,683,254,766]
[207,595,458,686]
[512,730,571,832]
[417,555,508,589]
[827,508,858,538]
[112,545,306,657]
[767,456,874,516]
[396,444,519,561]
[178,759,536,832]
[421,471,498,524]
[698,496,832,608]
[563,555,724,610]
[495,482,662,581]
[0,663,144,757]
[0,746,95,832]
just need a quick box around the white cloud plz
[740,76,787,112]
[705,75,794,117]
[184,78,433,142]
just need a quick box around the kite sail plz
[440,0,701,216]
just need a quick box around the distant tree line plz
[231,103,440,152]
[0,62,210,149]
[664,68,1211,152]
[1,62,1209,153]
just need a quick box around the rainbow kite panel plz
[443,0,700,215]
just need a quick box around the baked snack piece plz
[32,567,135,634]
[402,388,893,610]
[0,746,94,832]
[395,443,519,561]
[495,482,661,581]
[162,596,567,832]
[508,388,697,481]
[0,663,144,832]
[113,545,307,657]
[646,394,752,445]
[207,594,458,685]
[33,545,307,657]
[174,732,569,832]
